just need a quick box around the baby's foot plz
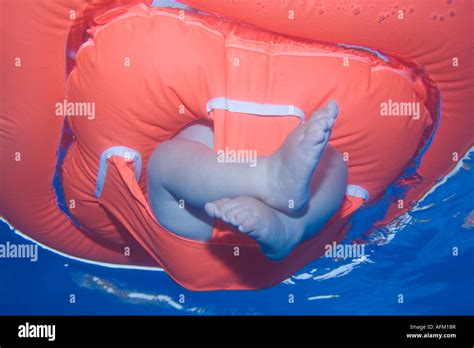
[205,196,301,260]
[264,100,338,213]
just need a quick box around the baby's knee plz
[148,141,174,184]
[173,120,214,149]
[149,140,174,165]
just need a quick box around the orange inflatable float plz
[1,1,472,290]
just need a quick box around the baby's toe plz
[239,216,259,233]
[310,100,339,121]
[310,106,331,120]
[213,198,230,207]
[303,129,326,146]
[211,198,231,217]
[233,208,254,226]
[325,100,339,118]
[315,116,335,131]
[204,202,218,217]
[223,205,246,225]
[217,200,242,221]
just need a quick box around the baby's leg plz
[206,145,347,259]
[148,119,283,240]
[147,120,271,240]
[147,120,216,240]
[147,101,340,242]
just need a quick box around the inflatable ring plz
[1,0,472,290]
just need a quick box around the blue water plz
[1,149,472,315]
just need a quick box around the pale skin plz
[147,101,348,260]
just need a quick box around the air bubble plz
[439,15,445,21]
[317,6,325,15]
[431,12,438,20]
[448,9,456,17]
[352,6,360,15]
